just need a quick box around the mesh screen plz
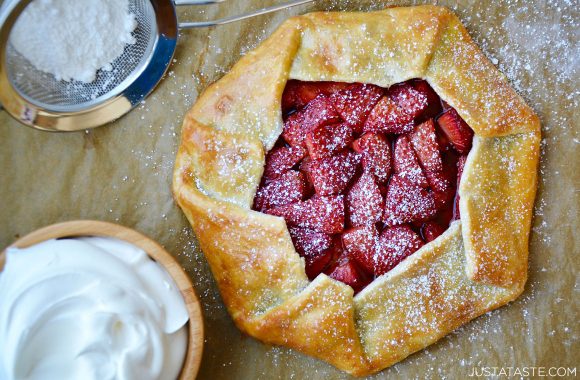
[5,0,157,110]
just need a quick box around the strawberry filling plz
[255,79,474,293]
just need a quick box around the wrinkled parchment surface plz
[0,1,577,378]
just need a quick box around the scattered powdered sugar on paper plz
[10,0,137,83]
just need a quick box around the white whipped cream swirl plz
[0,237,189,380]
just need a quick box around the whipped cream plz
[0,237,189,380]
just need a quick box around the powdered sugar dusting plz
[50,0,574,377]
[182,3,548,374]
[10,0,137,83]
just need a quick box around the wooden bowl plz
[0,220,204,379]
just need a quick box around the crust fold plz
[174,149,309,324]
[180,120,264,208]
[249,276,370,376]
[289,7,449,86]
[461,133,541,288]
[187,19,303,150]
[173,5,540,376]
[354,223,515,373]
[425,11,540,137]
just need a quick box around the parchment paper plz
[0,1,577,378]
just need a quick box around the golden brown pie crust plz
[173,6,540,376]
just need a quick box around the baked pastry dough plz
[173,6,540,376]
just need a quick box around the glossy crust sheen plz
[173,6,540,376]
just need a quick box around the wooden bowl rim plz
[0,220,204,380]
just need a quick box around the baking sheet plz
[0,0,577,378]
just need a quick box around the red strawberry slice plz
[433,184,455,210]
[282,95,341,147]
[346,172,383,227]
[363,96,415,135]
[289,227,333,256]
[328,259,370,293]
[454,154,467,220]
[411,80,443,120]
[421,221,446,242]
[310,150,360,196]
[457,154,467,184]
[352,133,392,183]
[435,131,453,152]
[409,119,443,174]
[316,82,354,96]
[388,82,428,120]
[298,155,313,180]
[427,169,453,194]
[253,171,306,211]
[436,108,474,154]
[431,153,457,209]
[342,225,378,274]
[263,145,306,181]
[375,224,424,275]
[299,156,313,176]
[393,136,429,188]
[330,83,383,132]
[434,174,455,210]
[383,175,437,226]
[266,195,345,234]
[305,123,354,160]
[322,236,347,274]
[282,80,351,113]
[409,119,451,192]
[288,227,334,279]
[282,80,322,112]
[303,250,333,280]
[297,156,315,196]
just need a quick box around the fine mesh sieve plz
[6,0,157,111]
[0,0,314,131]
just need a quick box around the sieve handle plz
[175,0,315,28]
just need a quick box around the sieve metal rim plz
[0,0,178,132]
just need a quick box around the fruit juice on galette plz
[252,79,475,293]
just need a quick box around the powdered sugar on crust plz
[170,3,562,376]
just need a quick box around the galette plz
[173,6,540,376]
